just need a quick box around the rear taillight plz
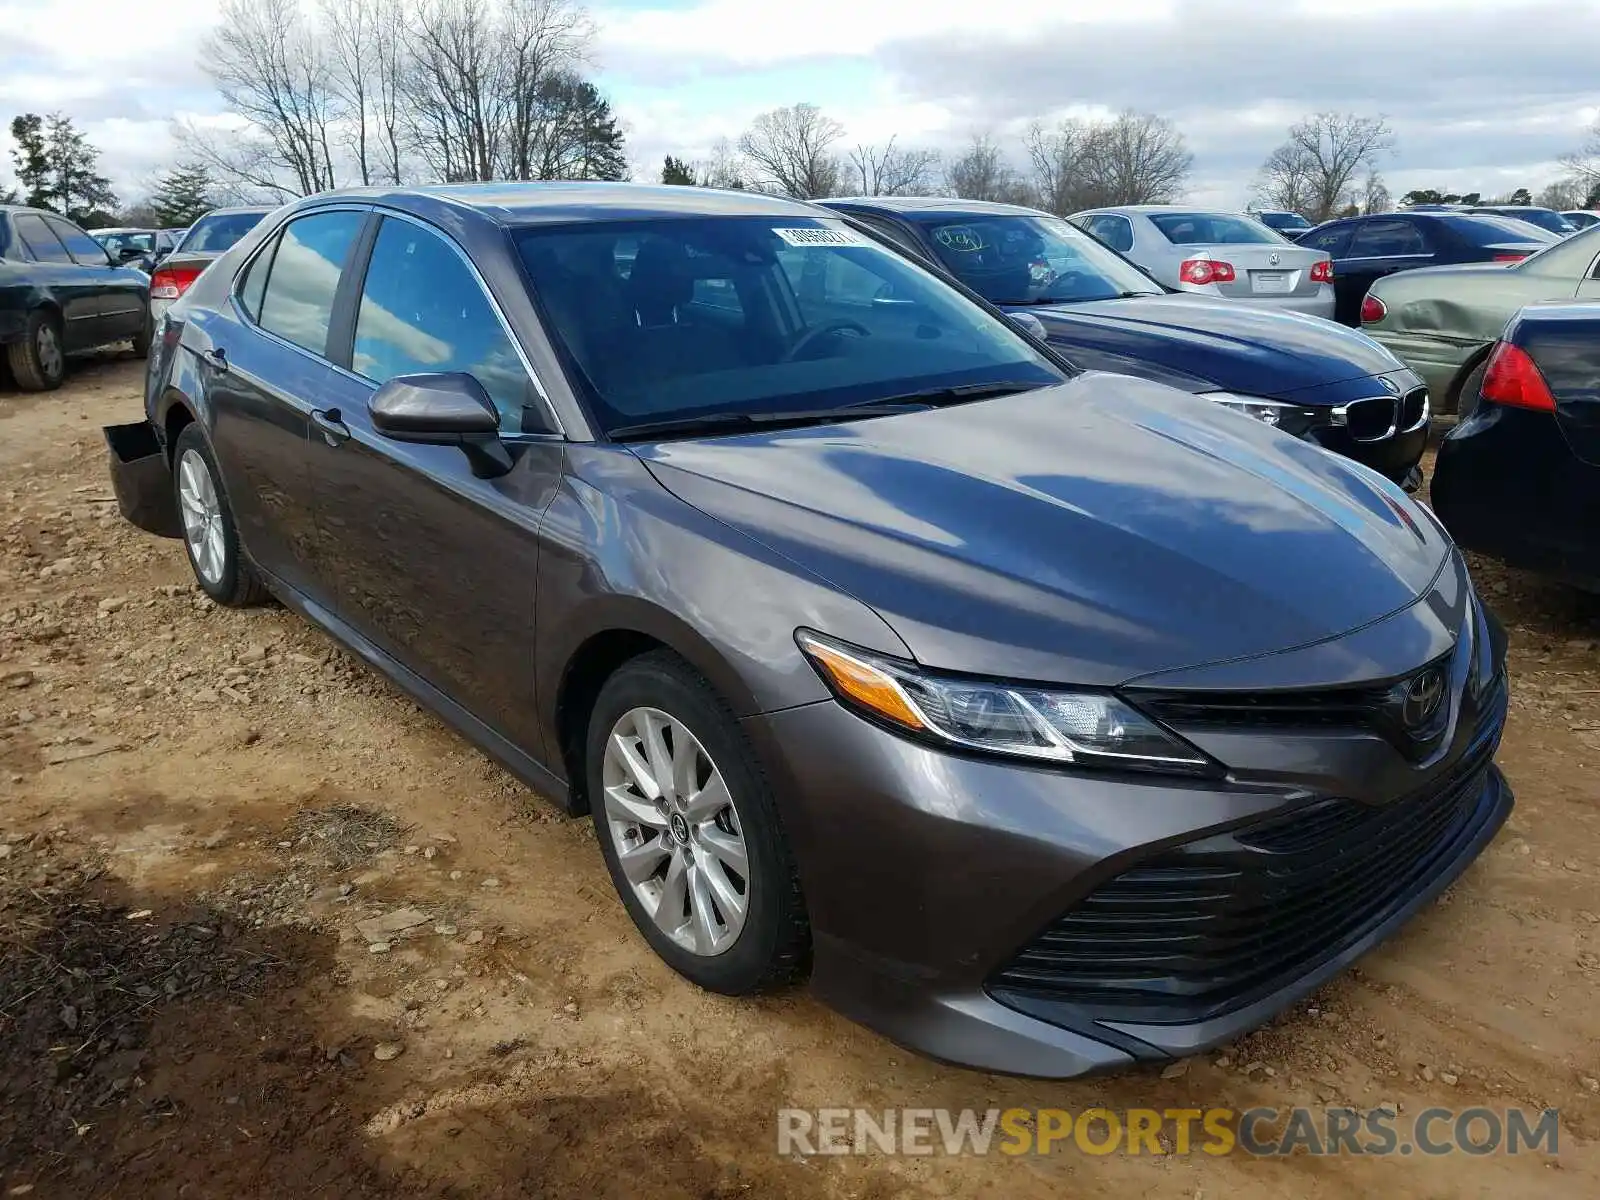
[150,266,201,301]
[1178,258,1236,286]
[1309,259,1334,283]
[1360,294,1387,324]
[1492,252,1528,262]
[1480,341,1556,413]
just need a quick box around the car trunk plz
[1193,244,1326,301]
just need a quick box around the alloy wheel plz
[602,705,751,956]
[36,324,62,379]
[177,448,226,586]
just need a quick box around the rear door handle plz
[311,407,350,445]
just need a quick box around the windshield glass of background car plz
[180,212,268,253]
[920,215,1159,305]
[515,217,1064,434]
[1149,213,1286,245]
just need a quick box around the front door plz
[306,213,562,749]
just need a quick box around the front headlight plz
[1200,392,1301,427]
[796,631,1215,776]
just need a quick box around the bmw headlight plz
[796,631,1215,776]
[1200,392,1305,428]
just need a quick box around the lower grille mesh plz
[989,728,1499,1020]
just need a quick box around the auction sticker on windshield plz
[773,226,870,247]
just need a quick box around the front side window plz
[14,214,72,264]
[919,214,1159,304]
[46,218,112,265]
[1149,212,1286,246]
[515,217,1064,435]
[353,218,534,433]
[256,210,365,356]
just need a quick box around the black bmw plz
[821,197,1430,489]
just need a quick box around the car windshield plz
[917,214,1161,306]
[1149,213,1285,245]
[1440,214,1559,247]
[1492,208,1575,235]
[514,217,1065,436]
[178,211,268,253]
[1261,212,1311,232]
[96,231,154,254]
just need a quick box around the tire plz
[586,650,810,995]
[171,424,269,608]
[130,313,152,359]
[6,309,66,391]
[1455,361,1486,421]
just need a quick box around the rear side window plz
[352,217,533,433]
[14,214,72,263]
[1349,220,1428,257]
[257,210,365,356]
[236,237,276,322]
[1438,214,1557,248]
[46,218,111,266]
[1300,224,1352,256]
[1087,215,1134,253]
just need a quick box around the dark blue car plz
[1432,302,1600,588]
[821,197,1429,489]
[1295,211,1555,326]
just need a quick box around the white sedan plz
[1069,205,1335,320]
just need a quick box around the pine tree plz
[149,162,217,226]
[661,155,696,186]
[9,114,51,209]
[568,80,627,182]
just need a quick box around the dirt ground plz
[2,357,1597,1198]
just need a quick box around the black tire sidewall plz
[9,310,65,391]
[172,425,247,604]
[586,654,799,995]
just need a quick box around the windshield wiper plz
[871,380,1049,407]
[608,402,931,442]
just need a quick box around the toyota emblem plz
[1402,668,1446,733]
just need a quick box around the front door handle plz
[311,407,350,445]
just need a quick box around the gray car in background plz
[1071,204,1336,319]
[148,204,274,326]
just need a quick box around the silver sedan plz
[1070,205,1336,319]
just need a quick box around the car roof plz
[292,182,826,227]
[195,205,275,217]
[93,227,154,235]
[820,196,1048,219]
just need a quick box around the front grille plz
[1400,387,1428,431]
[988,722,1501,1021]
[1342,394,1396,441]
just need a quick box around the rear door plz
[194,206,370,604]
[1337,218,1434,322]
[45,216,147,343]
[305,211,563,749]
[10,213,102,349]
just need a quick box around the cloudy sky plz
[2,0,1597,208]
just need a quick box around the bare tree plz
[200,0,340,196]
[695,137,746,189]
[1559,118,1600,207]
[1254,112,1394,223]
[1357,165,1391,214]
[944,134,1033,204]
[846,136,939,196]
[1537,177,1590,211]
[502,0,594,180]
[1025,119,1093,215]
[737,104,845,199]
[403,0,507,182]
[320,0,376,184]
[1079,111,1191,207]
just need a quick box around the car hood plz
[636,373,1450,685]
[1012,294,1406,401]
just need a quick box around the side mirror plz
[1008,311,1048,340]
[368,372,511,477]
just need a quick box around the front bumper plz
[747,610,1510,1076]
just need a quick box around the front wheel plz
[587,651,810,994]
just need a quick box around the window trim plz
[43,216,112,267]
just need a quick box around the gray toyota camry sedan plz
[105,183,1511,1077]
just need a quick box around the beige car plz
[1362,224,1600,414]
